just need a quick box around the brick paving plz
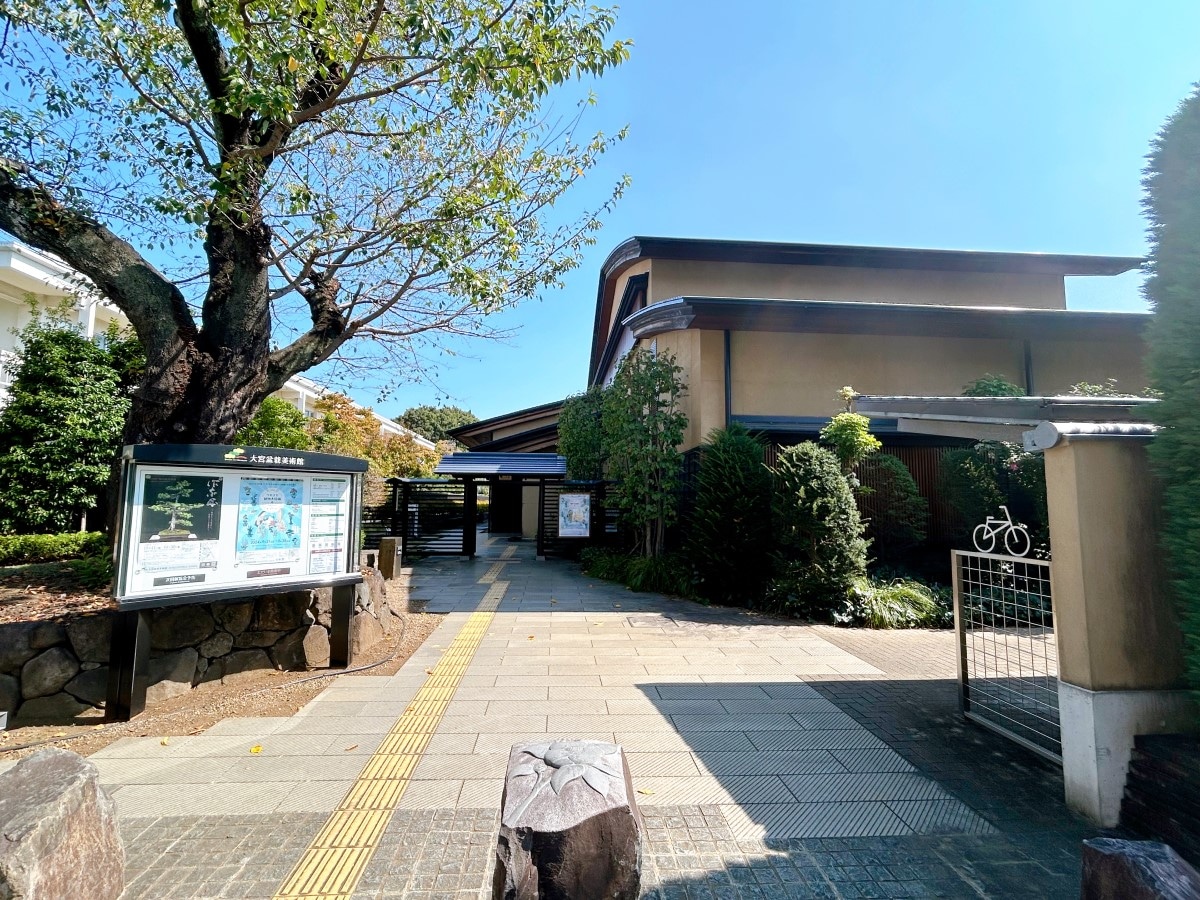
[24,534,1121,898]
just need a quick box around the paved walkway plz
[22,536,1110,897]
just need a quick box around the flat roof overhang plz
[433,452,567,478]
[854,395,1160,447]
[622,297,1150,345]
[589,236,1144,378]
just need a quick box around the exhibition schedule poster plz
[115,445,365,607]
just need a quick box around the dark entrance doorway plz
[489,480,523,532]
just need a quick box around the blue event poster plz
[236,477,304,565]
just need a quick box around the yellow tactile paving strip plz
[273,575,506,900]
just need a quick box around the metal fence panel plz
[953,549,1061,762]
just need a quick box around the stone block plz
[146,648,199,703]
[351,610,384,657]
[270,627,320,671]
[21,647,80,700]
[0,673,19,716]
[235,630,284,649]
[64,667,109,707]
[29,622,66,651]
[214,601,253,635]
[251,593,311,631]
[218,649,272,686]
[494,740,642,900]
[0,749,124,900]
[13,694,90,726]
[149,605,214,649]
[66,615,113,664]
[311,587,334,628]
[0,623,39,673]
[1081,837,1200,899]
[199,630,234,659]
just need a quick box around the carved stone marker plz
[494,739,642,900]
[0,748,125,900]
[1081,837,1200,900]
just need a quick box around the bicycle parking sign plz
[972,505,1033,557]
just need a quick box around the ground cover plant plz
[835,576,951,629]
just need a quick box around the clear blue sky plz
[194,3,1200,420]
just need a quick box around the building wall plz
[719,329,1147,442]
[646,259,1067,309]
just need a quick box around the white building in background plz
[0,240,434,448]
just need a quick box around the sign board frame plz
[557,492,592,538]
[113,444,368,611]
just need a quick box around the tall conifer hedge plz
[1144,85,1200,691]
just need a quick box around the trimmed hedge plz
[0,532,107,566]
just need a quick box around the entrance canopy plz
[434,452,567,479]
[854,395,1158,445]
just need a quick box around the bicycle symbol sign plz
[972,505,1032,557]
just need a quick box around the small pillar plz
[1044,437,1197,825]
[378,537,401,580]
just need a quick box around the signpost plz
[106,444,368,721]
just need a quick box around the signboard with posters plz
[114,444,367,610]
[557,492,591,538]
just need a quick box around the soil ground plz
[0,567,444,761]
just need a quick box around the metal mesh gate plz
[952,550,1060,762]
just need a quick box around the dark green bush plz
[625,553,694,596]
[686,424,773,606]
[962,374,1024,397]
[857,454,928,560]
[940,442,1047,547]
[0,532,107,566]
[834,576,951,629]
[579,547,631,583]
[770,442,868,620]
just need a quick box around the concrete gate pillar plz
[1042,436,1196,825]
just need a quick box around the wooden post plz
[105,610,150,722]
[536,479,547,559]
[329,583,355,668]
[463,479,477,559]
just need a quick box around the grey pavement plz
[14,533,1117,897]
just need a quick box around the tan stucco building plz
[590,237,1147,452]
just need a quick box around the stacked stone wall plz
[0,568,401,726]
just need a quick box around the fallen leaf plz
[613,603,621,609]
[250,745,263,754]
[92,724,105,730]
[636,788,654,795]
[527,635,536,641]
[550,599,558,605]
[344,744,359,752]
[159,737,169,746]
[425,669,434,675]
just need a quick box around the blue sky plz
[366,0,1200,421]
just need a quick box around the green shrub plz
[770,442,868,620]
[69,551,114,590]
[579,547,631,583]
[0,532,107,566]
[819,411,880,476]
[1145,85,1200,692]
[857,454,928,560]
[687,424,773,606]
[940,442,1047,547]
[625,553,694,596]
[558,388,607,481]
[962,374,1024,397]
[834,577,951,629]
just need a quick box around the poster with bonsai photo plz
[236,477,304,566]
[137,474,223,573]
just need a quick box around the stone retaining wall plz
[0,568,401,727]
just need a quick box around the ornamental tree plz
[0,0,629,446]
[0,315,132,533]
[397,404,477,444]
[557,386,606,480]
[1144,85,1200,691]
[602,348,687,558]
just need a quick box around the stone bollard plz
[1081,837,1200,899]
[0,748,125,900]
[494,740,642,900]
